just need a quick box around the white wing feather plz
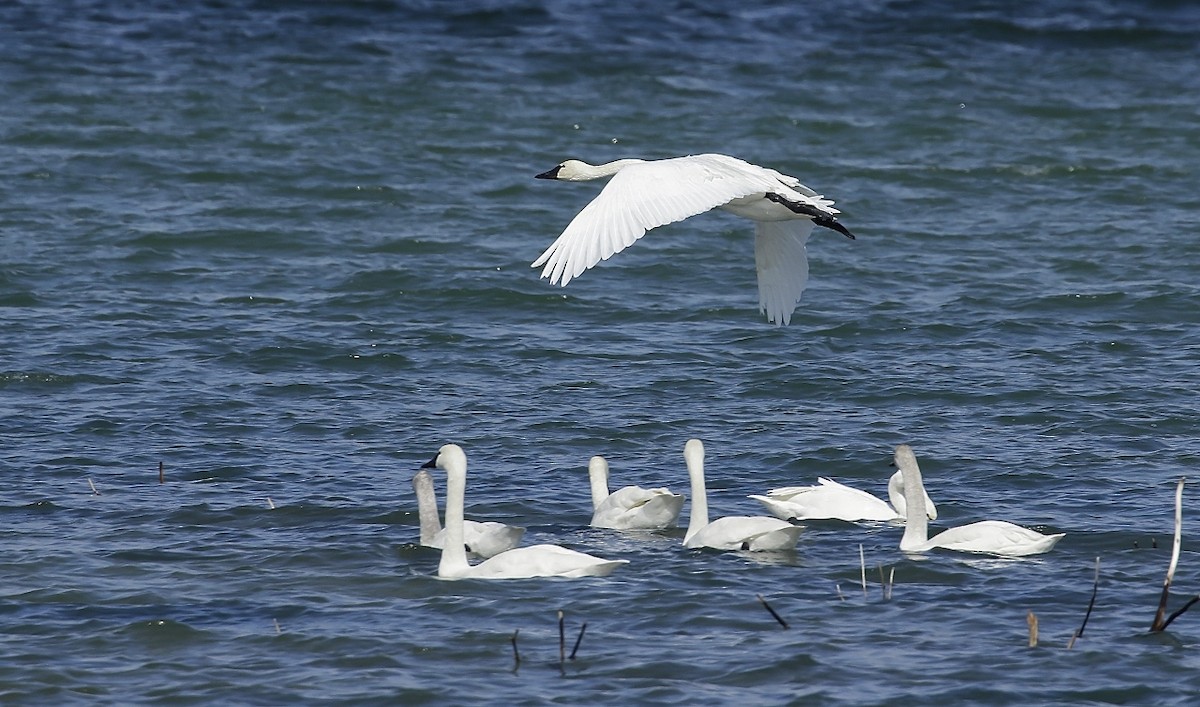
[754,220,812,326]
[533,155,790,286]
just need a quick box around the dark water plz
[3,1,1200,703]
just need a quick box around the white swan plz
[682,439,803,551]
[895,445,1064,557]
[748,469,938,522]
[421,444,628,579]
[532,154,855,325]
[588,455,685,530]
[412,469,525,558]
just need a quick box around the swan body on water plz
[421,444,628,579]
[894,445,1064,557]
[532,153,855,325]
[412,469,525,558]
[682,439,802,551]
[749,470,938,523]
[588,455,685,530]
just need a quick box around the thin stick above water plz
[1067,557,1100,649]
[1151,478,1185,632]
[757,594,788,629]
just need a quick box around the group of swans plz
[416,441,1063,580]
[532,153,856,326]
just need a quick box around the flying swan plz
[412,469,525,558]
[532,153,855,325]
[748,469,938,523]
[894,444,1064,557]
[588,455,685,530]
[682,439,803,551]
[421,444,628,579]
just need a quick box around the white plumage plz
[682,439,802,551]
[749,469,938,523]
[421,444,628,579]
[412,469,525,558]
[588,455,685,530]
[894,445,1064,557]
[533,154,855,325]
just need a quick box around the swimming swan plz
[421,444,628,579]
[895,445,1064,557]
[748,469,938,522]
[533,154,855,325]
[588,455,685,530]
[412,469,525,558]
[682,439,803,551]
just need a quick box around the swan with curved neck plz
[533,153,855,325]
[683,439,803,551]
[895,444,1064,557]
[749,469,938,523]
[412,469,525,558]
[588,455,685,530]
[421,444,627,579]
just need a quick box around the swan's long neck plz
[886,470,908,517]
[572,158,644,181]
[438,446,471,578]
[896,446,929,550]
[413,470,442,544]
[588,456,611,510]
[683,439,709,543]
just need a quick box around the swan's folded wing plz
[754,220,813,326]
[533,155,784,286]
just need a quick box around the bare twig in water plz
[1151,478,1185,632]
[159,461,164,484]
[1027,611,1038,648]
[558,610,565,669]
[757,594,788,629]
[885,567,896,601]
[510,629,521,669]
[273,619,282,634]
[570,622,588,660]
[859,544,867,597]
[88,478,100,496]
[1162,595,1200,631]
[836,583,845,602]
[266,497,276,510]
[1067,557,1101,649]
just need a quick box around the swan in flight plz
[749,469,938,523]
[894,445,1064,557]
[412,469,525,558]
[588,455,685,530]
[421,445,628,579]
[532,153,855,325]
[682,439,803,551]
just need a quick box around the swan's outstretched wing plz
[533,154,790,286]
[754,220,813,326]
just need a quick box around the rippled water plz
[3,1,1200,704]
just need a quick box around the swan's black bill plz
[420,452,439,469]
[763,192,856,240]
[535,165,562,180]
[815,215,856,240]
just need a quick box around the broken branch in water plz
[1151,478,1186,632]
[1067,557,1100,649]
[756,593,788,629]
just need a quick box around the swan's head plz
[684,438,705,463]
[893,444,919,475]
[588,455,609,480]
[535,159,591,181]
[421,443,466,472]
